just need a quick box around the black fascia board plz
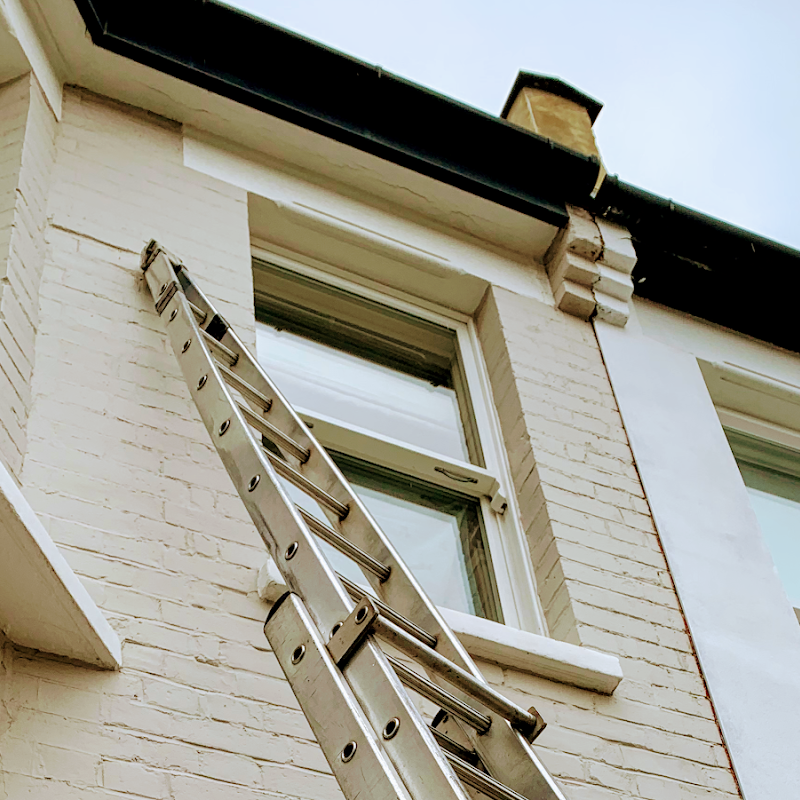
[72,0,602,227]
[594,177,800,353]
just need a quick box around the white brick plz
[0,81,738,800]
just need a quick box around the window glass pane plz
[737,461,800,608]
[276,454,502,622]
[256,323,470,461]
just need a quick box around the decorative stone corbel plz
[544,206,636,326]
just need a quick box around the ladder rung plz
[240,403,310,463]
[388,656,491,734]
[429,726,480,767]
[337,575,438,650]
[373,614,544,742]
[202,329,239,366]
[298,507,391,582]
[219,364,273,413]
[445,752,528,800]
[265,449,350,519]
[189,300,208,324]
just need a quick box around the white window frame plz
[251,242,546,633]
[720,406,800,623]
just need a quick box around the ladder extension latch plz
[328,597,380,666]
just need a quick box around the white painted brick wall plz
[0,83,740,800]
[476,286,740,799]
[0,73,56,479]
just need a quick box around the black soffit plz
[594,177,800,353]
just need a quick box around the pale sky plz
[230,0,799,251]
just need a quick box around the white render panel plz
[595,317,800,800]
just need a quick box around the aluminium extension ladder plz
[141,240,568,800]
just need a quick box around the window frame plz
[252,243,546,633]
[721,407,800,623]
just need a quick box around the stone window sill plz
[257,561,622,694]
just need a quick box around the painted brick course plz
[0,82,740,800]
[0,73,56,479]
[476,286,739,799]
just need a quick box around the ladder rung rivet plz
[382,718,400,740]
[340,741,357,763]
[247,475,260,492]
[285,541,299,560]
[169,308,178,322]
[182,338,192,353]
[197,375,207,390]
[218,419,231,436]
[159,283,167,295]
[291,644,305,665]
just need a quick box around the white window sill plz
[257,561,622,695]
[0,462,121,668]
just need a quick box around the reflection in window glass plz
[256,322,470,461]
[737,461,800,609]
[276,455,502,622]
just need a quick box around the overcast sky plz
[230,0,799,250]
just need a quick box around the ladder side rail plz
[266,592,414,800]
[142,249,473,800]
[144,244,569,800]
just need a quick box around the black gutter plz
[594,177,800,353]
[72,0,601,228]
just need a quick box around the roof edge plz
[71,0,603,228]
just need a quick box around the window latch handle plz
[489,479,508,515]
[434,466,478,484]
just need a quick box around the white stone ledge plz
[440,608,622,694]
[257,562,622,695]
[0,462,121,668]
